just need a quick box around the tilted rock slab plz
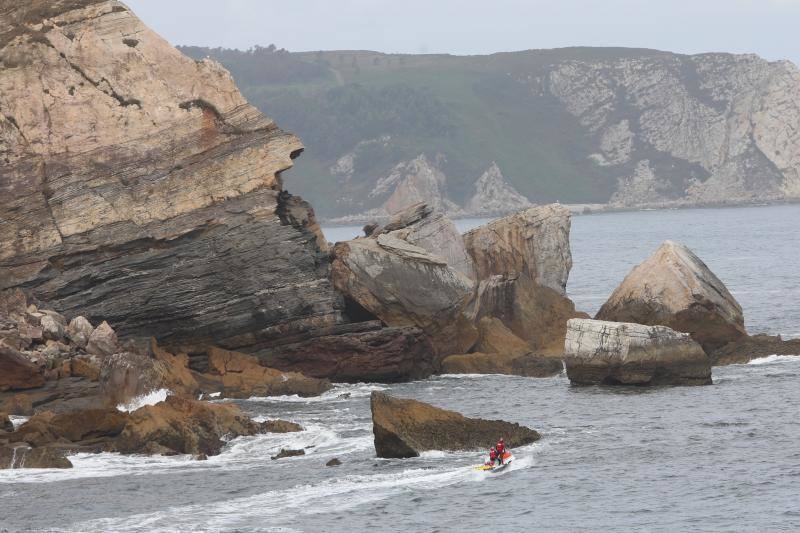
[370,391,539,458]
[331,236,477,357]
[464,204,583,351]
[596,241,746,353]
[564,319,711,386]
[0,0,341,353]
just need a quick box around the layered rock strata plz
[596,241,746,353]
[0,0,342,354]
[370,391,540,458]
[564,319,712,386]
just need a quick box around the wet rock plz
[115,396,261,456]
[1,412,12,433]
[331,236,476,357]
[9,409,127,448]
[464,205,583,352]
[262,420,303,433]
[0,342,44,391]
[370,391,540,458]
[711,334,800,365]
[271,448,305,460]
[326,458,342,467]
[0,444,73,469]
[86,322,120,357]
[261,323,437,383]
[0,394,33,416]
[596,241,746,353]
[67,317,94,349]
[202,347,331,399]
[564,319,712,386]
[441,318,563,377]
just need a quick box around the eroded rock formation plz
[564,318,712,386]
[370,391,540,458]
[596,241,746,353]
[0,0,341,355]
[464,204,583,352]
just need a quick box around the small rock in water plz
[195,453,208,461]
[271,448,305,460]
[338,393,351,399]
[326,458,342,467]
[262,420,303,433]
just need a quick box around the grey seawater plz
[2,204,799,532]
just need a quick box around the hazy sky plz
[125,0,800,64]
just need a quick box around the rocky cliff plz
[181,46,800,219]
[0,0,344,353]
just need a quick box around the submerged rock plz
[464,205,583,352]
[370,391,539,458]
[596,241,746,353]
[262,420,303,433]
[271,448,305,460]
[326,458,342,467]
[711,334,800,365]
[564,319,712,386]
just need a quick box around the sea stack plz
[596,241,746,353]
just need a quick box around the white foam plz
[748,354,800,365]
[247,383,388,403]
[116,388,171,412]
[9,416,28,429]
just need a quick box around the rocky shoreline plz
[1,0,798,472]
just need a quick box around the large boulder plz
[464,205,583,352]
[331,236,477,357]
[10,409,127,448]
[370,391,540,458]
[67,316,94,349]
[86,322,120,357]
[441,317,563,377]
[260,323,436,383]
[115,396,261,456]
[0,0,343,357]
[0,342,44,391]
[564,319,712,386]
[596,241,746,353]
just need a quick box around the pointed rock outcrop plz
[370,391,539,458]
[466,162,531,215]
[596,241,746,353]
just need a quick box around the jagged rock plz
[0,0,343,358]
[466,162,531,215]
[441,318,563,377]
[262,420,303,433]
[40,314,65,342]
[86,322,120,357]
[261,323,437,383]
[374,203,474,279]
[596,241,746,353]
[711,334,800,365]
[370,391,540,458]
[271,448,305,460]
[10,409,127,448]
[464,205,582,351]
[0,445,73,469]
[0,342,44,391]
[201,346,331,398]
[115,396,261,456]
[375,154,460,216]
[331,237,477,357]
[67,317,94,349]
[0,394,33,416]
[69,357,101,382]
[564,319,712,386]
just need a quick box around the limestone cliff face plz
[0,1,342,351]
[539,53,800,206]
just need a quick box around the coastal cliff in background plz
[0,0,344,353]
[180,46,800,220]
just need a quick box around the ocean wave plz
[116,388,172,412]
[246,383,388,403]
[747,354,800,365]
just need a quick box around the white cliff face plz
[542,53,800,206]
[466,162,531,215]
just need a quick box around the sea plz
[2,204,799,532]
